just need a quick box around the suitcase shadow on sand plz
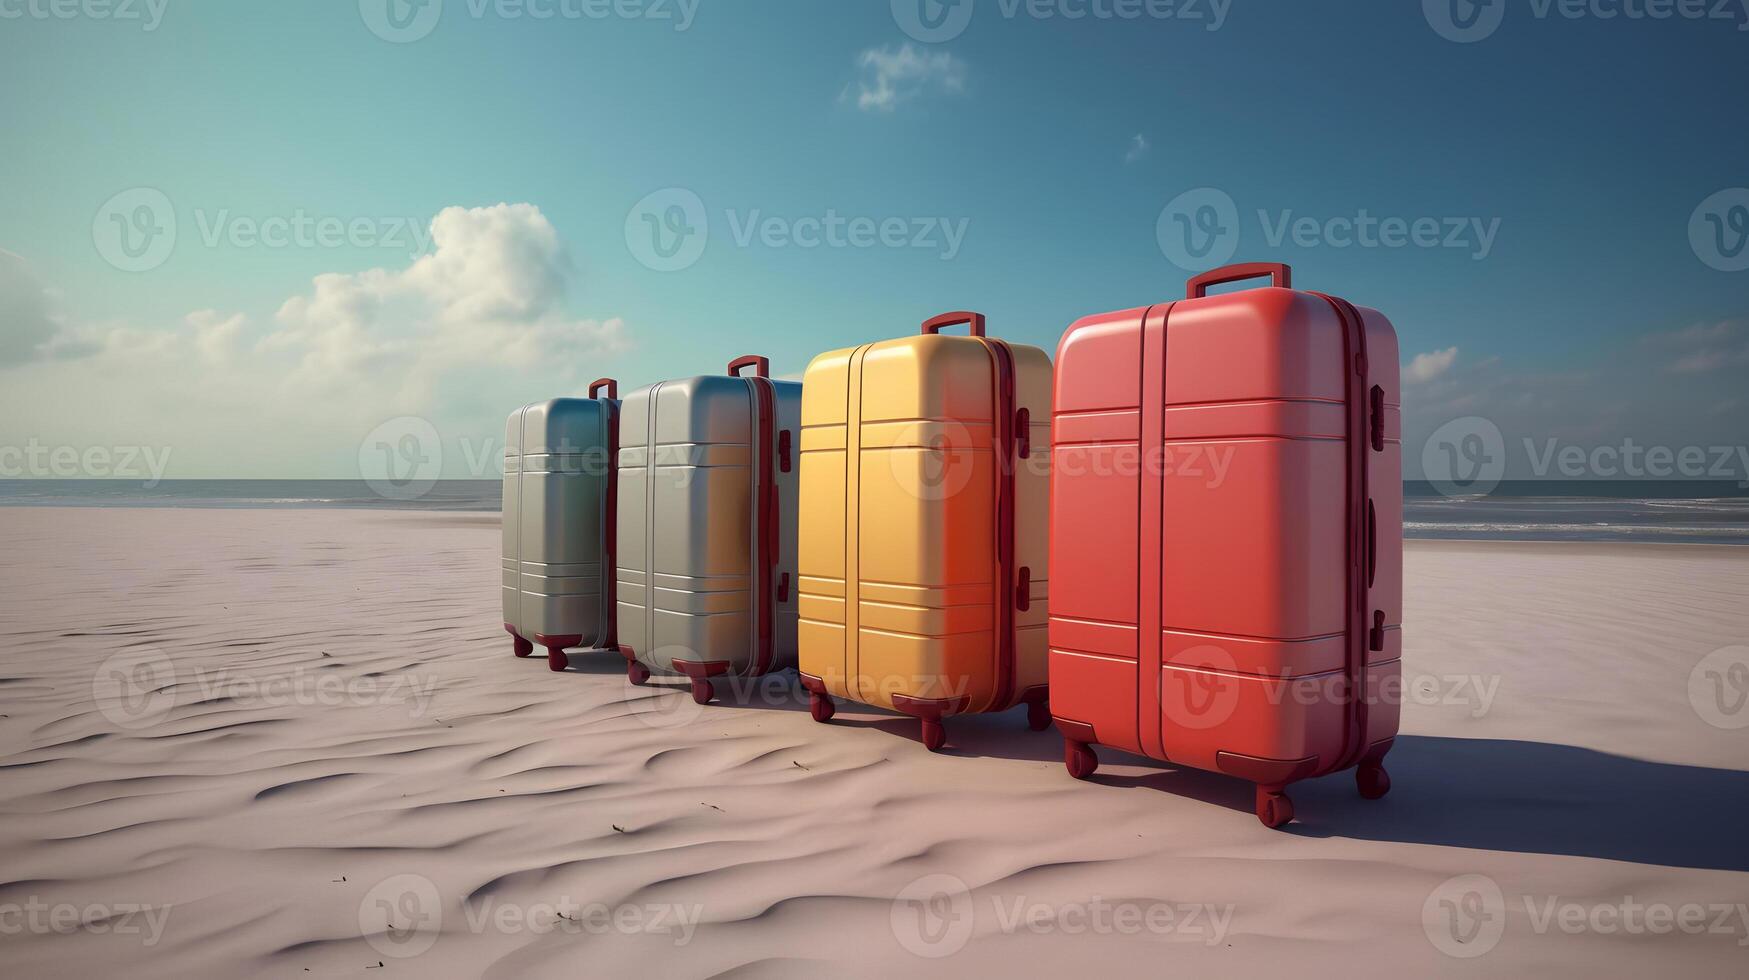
[680,672,1072,763]
[584,667,1749,873]
[1274,735,1749,872]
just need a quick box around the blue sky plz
[1,0,1745,480]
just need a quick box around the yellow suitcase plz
[797,312,1052,750]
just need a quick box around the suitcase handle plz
[922,311,986,337]
[728,355,770,378]
[588,378,618,400]
[1186,262,1293,298]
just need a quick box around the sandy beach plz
[1,507,1745,978]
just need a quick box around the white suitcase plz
[502,379,620,671]
[615,356,801,704]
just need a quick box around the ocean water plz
[2,480,1747,545]
[1402,481,1749,545]
[0,479,504,511]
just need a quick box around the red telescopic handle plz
[588,378,618,400]
[1186,263,1293,299]
[921,311,987,337]
[727,355,770,378]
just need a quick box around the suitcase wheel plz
[1255,787,1295,829]
[920,717,947,752]
[627,660,651,686]
[689,677,716,706]
[808,691,835,724]
[546,649,569,672]
[1356,762,1391,800]
[1026,698,1052,732]
[1065,740,1098,780]
[512,635,534,658]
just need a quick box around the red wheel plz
[1357,763,1391,800]
[1026,698,1051,732]
[1256,789,1295,829]
[809,691,835,723]
[689,677,715,706]
[1065,740,1098,780]
[512,635,534,658]
[920,718,946,752]
[546,649,569,672]
[627,660,651,686]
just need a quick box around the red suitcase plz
[1047,263,1402,828]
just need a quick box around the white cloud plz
[0,203,629,477]
[0,249,69,365]
[1652,320,1747,374]
[187,310,245,364]
[1400,321,1749,479]
[1124,133,1150,164]
[269,203,626,392]
[848,44,967,112]
[1404,346,1459,384]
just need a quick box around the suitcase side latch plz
[778,429,793,472]
[1015,408,1031,459]
[1015,566,1031,612]
[1369,386,1384,452]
